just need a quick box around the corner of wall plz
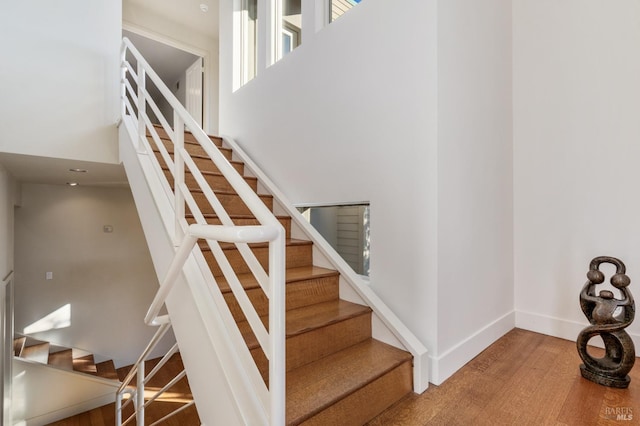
[430,311,515,385]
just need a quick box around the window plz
[235,0,258,89]
[281,0,302,56]
[299,204,370,276]
[330,0,361,22]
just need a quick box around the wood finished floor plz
[47,329,639,425]
[367,328,640,426]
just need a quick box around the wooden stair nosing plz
[154,148,244,169]
[150,123,224,147]
[48,348,74,370]
[162,165,258,185]
[199,238,310,252]
[73,354,98,374]
[13,336,26,357]
[151,138,233,160]
[285,339,413,425]
[216,265,339,294]
[186,213,292,239]
[21,342,50,364]
[238,300,372,350]
[203,238,313,276]
[95,359,120,381]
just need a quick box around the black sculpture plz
[577,256,635,388]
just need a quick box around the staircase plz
[13,334,119,380]
[150,125,413,425]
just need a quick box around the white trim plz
[122,22,212,134]
[430,311,515,385]
[516,310,640,350]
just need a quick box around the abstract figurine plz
[577,256,635,388]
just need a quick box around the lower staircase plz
[13,334,119,380]
[149,125,414,425]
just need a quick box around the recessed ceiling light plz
[67,182,79,187]
[200,3,208,12]
[69,168,88,173]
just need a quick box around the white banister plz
[119,37,286,425]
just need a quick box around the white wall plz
[14,184,164,367]
[219,0,515,384]
[434,0,514,383]
[12,358,118,426]
[514,0,640,346]
[220,0,441,379]
[0,0,121,164]
[123,2,220,134]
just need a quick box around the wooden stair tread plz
[286,339,412,425]
[162,165,257,181]
[95,360,119,381]
[238,300,371,349]
[73,354,97,374]
[13,337,26,357]
[191,188,272,198]
[199,238,311,252]
[154,147,242,165]
[150,123,223,146]
[216,265,339,293]
[21,342,50,364]
[48,348,73,370]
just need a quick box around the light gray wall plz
[14,184,163,367]
[220,0,440,365]
[435,0,513,382]
[0,164,17,281]
[513,0,640,346]
[0,0,121,164]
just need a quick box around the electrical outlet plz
[46,272,53,280]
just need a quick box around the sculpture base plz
[580,364,631,389]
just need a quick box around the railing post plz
[120,42,129,123]
[269,230,286,425]
[136,62,147,153]
[136,361,145,425]
[115,391,123,426]
[173,113,185,245]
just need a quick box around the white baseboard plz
[516,310,640,349]
[429,311,515,385]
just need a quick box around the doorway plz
[122,29,204,129]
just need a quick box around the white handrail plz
[120,37,286,425]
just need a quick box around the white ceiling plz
[0,153,128,187]
[123,29,199,95]
[126,0,219,39]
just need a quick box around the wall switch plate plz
[46,272,53,280]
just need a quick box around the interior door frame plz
[185,57,204,128]
[122,22,212,134]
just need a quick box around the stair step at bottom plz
[21,342,50,364]
[186,213,293,239]
[286,339,413,426]
[240,300,373,377]
[95,359,119,381]
[219,266,340,321]
[48,348,73,370]
[73,355,97,375]
[13,337,26,357]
